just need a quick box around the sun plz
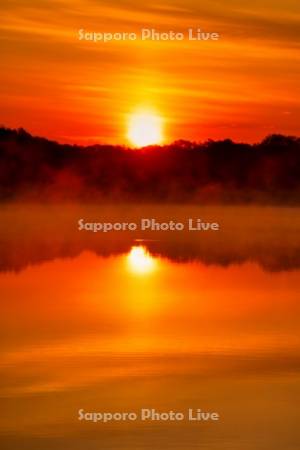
[127,109,163,147]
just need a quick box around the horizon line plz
[0,125,299,149]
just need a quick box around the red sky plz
[1,0,300,144]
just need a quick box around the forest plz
[0,127,299,203]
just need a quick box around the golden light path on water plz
[0,237,300,450]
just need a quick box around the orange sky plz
[1,0,300,144]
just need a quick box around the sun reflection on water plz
[127,246,156,275]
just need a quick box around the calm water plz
[0,204,300,449]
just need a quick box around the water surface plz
[0,204,299,449]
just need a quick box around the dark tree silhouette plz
[0,127,299,203]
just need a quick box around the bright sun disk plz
[127,110,163,147]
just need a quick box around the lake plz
[0,204,299,449]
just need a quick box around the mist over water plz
[0,203,300,272]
